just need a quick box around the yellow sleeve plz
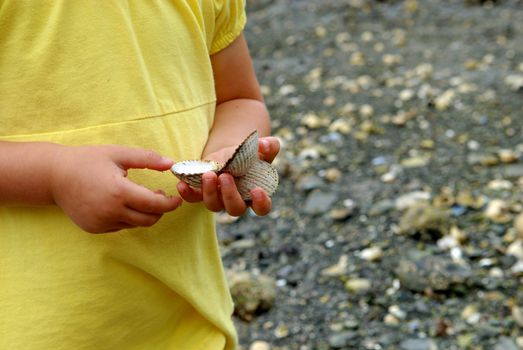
[210,0,247,55]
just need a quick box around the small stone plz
[345,278,372,293]
[383,54,402,66]
[274,324,289,339]
[301,113,326,129]
[324,168,342,182]
[384,314,400,325]
[329,119,352,134]
[506,240,523,260]
[395,191,431,210]
[505,74,523,91]
[359,246,383,262]
[395,254,472,292]
[303,190,338,215]
[399,89,415,101]
[321,255,349,277]
[249,341,271,350]
[399,338,438,350]
[484,199,512,223]
[461,304,481,325]
[350,52,366,66]
[359,104,374,118]
[487,179,513,191]
[330,208,353,221]
[498,149,518,163]
[229,273,276,322]
[401,155,431,168]
[495,337,519,350]
[514,213,523,236]
[389,305,407,319]
[404,0,419,13]
[434,89,456,111]
[328,331,358,348]
[398,203,451,239]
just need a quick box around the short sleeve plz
[210,0,247,55]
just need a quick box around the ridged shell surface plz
[236,159,279,201]
[170,160,221,188]
[222,130,258,176]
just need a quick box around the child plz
[0,1,278,349]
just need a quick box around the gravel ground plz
[220,1,523,349]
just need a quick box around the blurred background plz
[220,0,523,349]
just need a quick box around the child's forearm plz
[202,98,271,159]
[0,141,60,205]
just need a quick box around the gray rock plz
[327,331,358,348]
[494,337,519,350]
[296,174,325,192]
[502,164,523,178]
[303,190,338,215]
[398,203,451,240]
[400,338,438,350]
[395,254,473,292]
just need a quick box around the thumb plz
[114,147,174,171]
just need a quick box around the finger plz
[258,137,280,163]
[176,181,203,203]
[123,181,182,214]
[121,208,163,228]
[249,187,272,216]
[218,173,247,216]
[113,147,173,171]
[202,172,223,212]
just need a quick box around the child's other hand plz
[51,145,182,233]
[177,137,280,217]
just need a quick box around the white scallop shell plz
[170,160,221,187]
[236,159,279,201]
[170,130,279,201]
[222,130,259,176]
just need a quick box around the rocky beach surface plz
[220,1,523,349]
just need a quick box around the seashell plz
[170,130,279,201]
[222,130,259,176]
[235,159,279,201]
[170,160,221,188]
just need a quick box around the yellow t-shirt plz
[0,1,246,349]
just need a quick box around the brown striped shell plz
[170,130,279,201]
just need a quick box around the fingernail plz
[160,156,173,164]
[251,189,263,201]
[220,175,232,186]
[260,139,270,153]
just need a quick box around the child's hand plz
[51,145,182,233]
[176,137,280,217]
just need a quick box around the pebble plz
[229,273,276,322]
[514,213,523,236]
[359,246,383,262]
[303,190,338,215]
[345,278,372,293]
[505,74,523,91]
[484,199,512,223]
[434,89,456,111]
[395,191,431,211]
[395,254,472,292]
[323,168,342,182]
[321,255,349,277]
[327,331,358,348]
[249,341,271,350]
[398,203,450,239]
[329,208,353,221]
[399,338,438,350]
[274,324,289,339]
[506,240,523,260]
